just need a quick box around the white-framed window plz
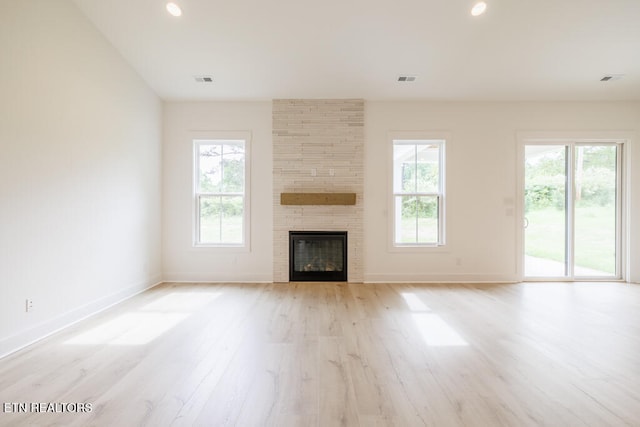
[194,137,249,247]
[392,138,445,247]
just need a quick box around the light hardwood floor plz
[1,282,640,426]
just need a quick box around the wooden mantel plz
[280,192,356,206]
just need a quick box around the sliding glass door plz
[524,145,568,277]
[524,143,620,279]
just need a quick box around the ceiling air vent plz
[194,75,214,83]
[600,74,624,82]
[397,75,417,82]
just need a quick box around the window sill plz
[192,244,249,253]
[388,244,448,253]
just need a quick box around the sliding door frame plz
[516,132,630,282]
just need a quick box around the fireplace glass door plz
[289,231,347,281]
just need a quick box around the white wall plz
[162,102,273,282]
[0,0,162,356]
[163,100,639,284]
[364,101,640,283]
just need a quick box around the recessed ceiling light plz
[471,1,487,16]
[166,2,182,17]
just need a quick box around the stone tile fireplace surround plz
[273,99,364,282]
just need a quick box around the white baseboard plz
[162,272,273,283]
[0,275,163,360]
[363,273,519,284]
[164,272,519,285]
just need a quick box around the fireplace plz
[289,231,347,281]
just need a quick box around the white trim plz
[0,277,163,360]
[364,274,518,283]
[567,144,575,278]
[162,273,273,282]
[622,140,632,282]
[516,130,633,144]
[515,139,525,279]
[523,278,627,283]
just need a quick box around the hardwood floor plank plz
[317,336,360,427]
[275,340,319,419]
[1,282,640,426]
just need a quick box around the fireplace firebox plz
[289,231,347,282]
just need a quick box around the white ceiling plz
[73,0,640,101]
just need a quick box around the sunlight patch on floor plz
[64,291,221,346]
[401,292,468,347]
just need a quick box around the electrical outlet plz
[25,299,33,312]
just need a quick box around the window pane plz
[220,196,244,244]
[393,139,444,246]
[195,139,247,246]
[574,145,617,276]
[395,195,439,244]
[393,144,416,193]
[395,196,417,244]
[222,142,245,193]
[198,145,222,193]
[199,196,222,243]
[524,145,567,277]
[416,144,440,193]
[199,196,244,244]
[416,196,439,243]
